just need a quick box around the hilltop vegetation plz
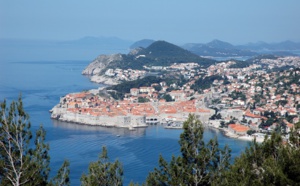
[106,74,189,100]
[129,39,155,49]
[191,75,230,92]
[106,76,163,99]
[103,40,216,71]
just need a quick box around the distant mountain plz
[238,40,300,51]
[136,40,216,66]
[138,40,201,59]
[183,39,300,58]
[0,37,133,62]
[182,40,257,57]
[130,39,155,49]
[97,40,216,71]
[206,39,235,49]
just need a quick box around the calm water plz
[0,60,250,185]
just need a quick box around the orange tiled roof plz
[244,112,261,118]
[73,93,89,99]
[228,124,250,132]
[198,108,211,113]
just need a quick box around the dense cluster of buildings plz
[205,57,300,136]
[104,68,146,81]
[51,90,214,128]
[52,56,300,137]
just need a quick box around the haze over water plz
[0,60,250,185]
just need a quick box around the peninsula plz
[51,40,300,141]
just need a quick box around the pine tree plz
[146,114,231,186]
[49,160,70,186]
[80,146,123,186]
[0,97,71,186]
[0,97,50,186]
[221,122,300,186]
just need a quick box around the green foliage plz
[107,74,189,100]
[49,160,70,186]
[229,90,246,101]
[2,98,300,185]
[247,130,256,135]
[80,146,123,186]
[137,41,216,68]
[220,121,226,128]
[274,68,300,85]
[106,72,190,101]
[191,75,229,92]
[0,97,70,186]
[0,97,50,186]
[146,114,231,185]
[108,90,125,100]
[228,60,252,68]
[253,94,263,104]
[286,114,297,123]
[275,100,288,107]
[138,97,149,103]
[211,98,221,104]
[221,125,300,185]
[263,111,276,118]
[107,76,162,98]
[163,94,173,102]
[104,41,216,71]
[209,113,222,120]
[152,84,162,92]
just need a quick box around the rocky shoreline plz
[89,75,120,85]
[81,53,122,85]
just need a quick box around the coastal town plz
[51,55,300,141]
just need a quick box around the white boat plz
[164,122,183,129]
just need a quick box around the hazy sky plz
[1,0,300,44]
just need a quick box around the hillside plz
[99,40,216,71]
[183,40,257,57]
[238,40,300,51]
[130,39,155,49]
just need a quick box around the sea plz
[0,60,251,185]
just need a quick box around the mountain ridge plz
[82,40,217,80]
[182,39,300,57]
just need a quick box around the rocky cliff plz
[82,54,122,85]
[82,53,122,75]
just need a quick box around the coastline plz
[209,125,265,143]
[50,106,148,129]
[89,75,120,85]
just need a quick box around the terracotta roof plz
[245,112,261,118]
[198,108,211,113]
[228,124,250,132]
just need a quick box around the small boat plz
[116,135,120,137]
[164,121,183,129]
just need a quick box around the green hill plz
[130,39,155,49]
[139,40,200,58]
[104,40,216,70]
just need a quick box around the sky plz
[1,0,300,44]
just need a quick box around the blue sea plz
[0,60,250,185]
